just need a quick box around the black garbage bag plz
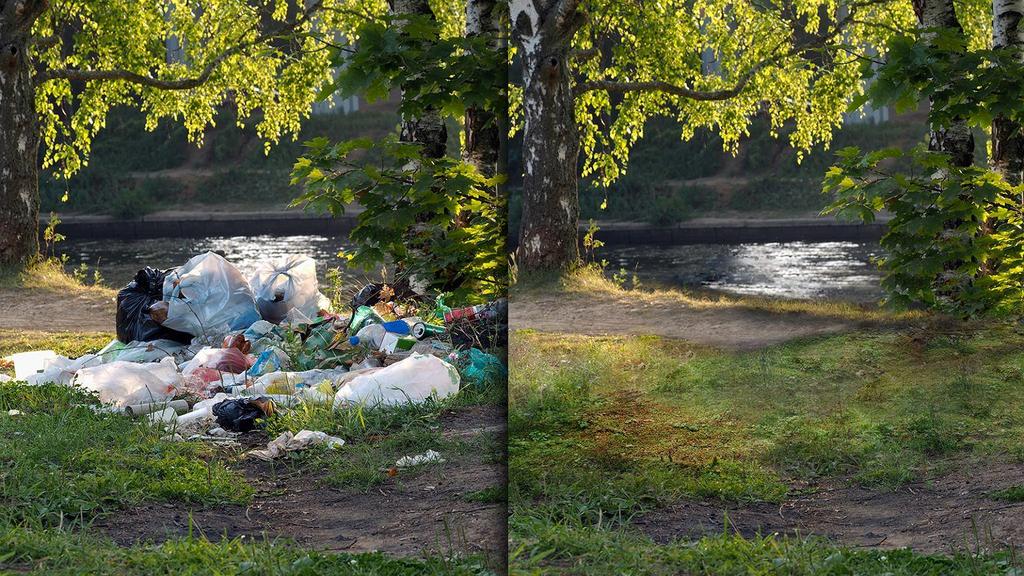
[212,397,274,432]
[116,267,192,344]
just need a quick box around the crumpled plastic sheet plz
[247,429,344,460]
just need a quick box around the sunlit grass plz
[509,325,1024,571]
[0,258,115,296]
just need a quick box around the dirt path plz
[94,405,507,566]
[635,461,1024,554]
[0,287,114,332]
[510,290,858,351]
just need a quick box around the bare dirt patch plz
[93,406,507,566]
[635,461,1024,554]
[0,287,114,332]
[511,289,858,351]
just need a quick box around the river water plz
[58,236,884,303]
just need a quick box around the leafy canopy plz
[512,0,918,186]
[30,0,387,179]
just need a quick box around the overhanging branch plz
[36,0,323,89]
[574,0,873,101]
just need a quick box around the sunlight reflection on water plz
[61,236,884,302]
[597,241,884,302]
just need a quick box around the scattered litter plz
[4,252,508,451]
[454,348,506,388]
[212,397,274,432]
[147,407,178,426]
[247,429,344,460]
[6,350,58,380]
[395,449,445,468]
[7,409,22,416]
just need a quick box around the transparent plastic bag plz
[162,252,260,342]
[249,255,324,324]
[73,357,181,407]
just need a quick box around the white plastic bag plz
[25,354,104,386]
[162,252,260,342]
[333,354,460,409]
[249,255,325,324]
[73,356,181,407]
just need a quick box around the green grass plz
[465,485,507,504]
[0,382,252,529]
[509,522,1023,575]
[508,310,1024,572]
[0,526,493,575]
[0,323,505,574]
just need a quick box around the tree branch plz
[575,2,869,101]
[36,0,322,89]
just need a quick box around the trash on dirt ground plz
[7,409,22,416]
[249,255,327,325]
[180,347,253,376]
[5,250,509,446]
[162,252,261,342]
[73,357,180,407]
[395,449,445,468]
[212,396,275,432]
[247,429,344,460]
[333,353,460,409]
[147,407,178,426]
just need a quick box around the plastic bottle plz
[443,298,507,323]
[349,323,387,349]
[348,305,385,334]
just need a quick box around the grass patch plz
[509,519,1022,575]
[0,258,115,294]
[0,525,493,575]
[266,393,503,490]
[465,485,506,504]
[509,319,1024,570]
[0,382,252,529]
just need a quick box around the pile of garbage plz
[3,252,506,458]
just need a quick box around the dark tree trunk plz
[0,4,40,268]
[463,0,503,182]
[390,0,447,160]
[512,0,584,272]
[992,0,1024,186]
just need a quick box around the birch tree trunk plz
[917,0,974,166]
[992,0,1024,185]
[512,0,584,272]
[0,2,40,268]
